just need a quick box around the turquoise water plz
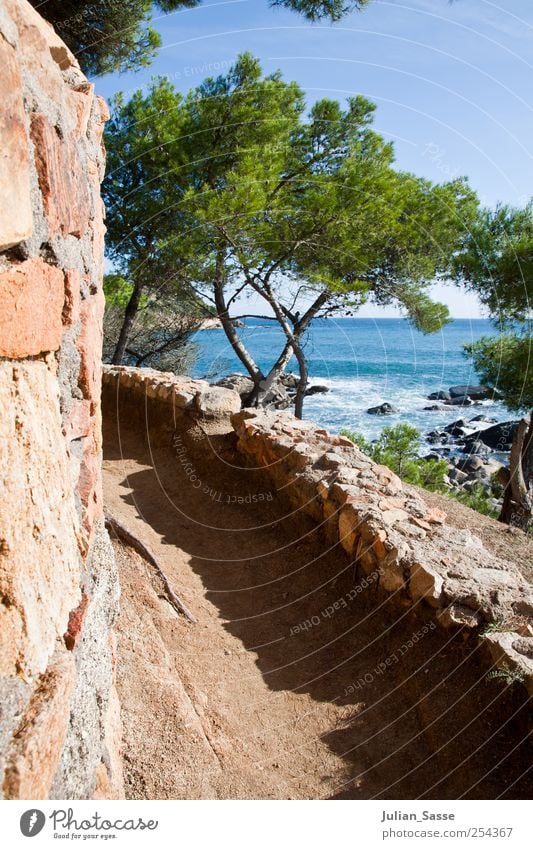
[191,318,508,439]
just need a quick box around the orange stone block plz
[0,258,65,357]
[30,112,90,238]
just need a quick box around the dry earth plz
[103,416,532,800]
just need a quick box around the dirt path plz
[103,417,532,800]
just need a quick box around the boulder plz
[468,421,519,451]
[305,384,330,396]
[443,396,473,407]
[444,418,468,431]
[462,439,490,456]
[279,373,299,390]
[455,456,484,474]
[367,402,399,415]
[449,384,491,400]
[427,432,445,444]
[215,373,254,402]
[470,414,497,424]
[448,467,469,484]
[195,387,241,419]
[428,390,451,401]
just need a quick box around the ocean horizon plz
[191,317,510,441]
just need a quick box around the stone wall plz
[103,366,533,698]
[0,0,122,799]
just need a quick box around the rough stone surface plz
[103,366,241,431]
[0,30,32,249]
[0,259,64,357]
[0,362,81,679]
[51,523,121,799]
[30,112,90,238]
[2,652,76,799]
[0,0,122,801]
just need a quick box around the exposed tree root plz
[105,511,197,623]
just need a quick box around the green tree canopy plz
[453,202,532,412]
[104,54,479,413]
[170,55,478,413]
[30,0,368,76]
[453,202,532,529]
[453,203,532,325]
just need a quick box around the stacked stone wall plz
[0,0,122,799]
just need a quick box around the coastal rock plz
[216,373,254,402]
[367,402,399,416]
[470,414,497,424]
[305,384,330,396]
[279,373,299,390]
[466,421,519,452]
[449,384,491,400]
[428,390,451,401]
[443,396,473,407]
[461,439,490,456]
[455,456,484,473]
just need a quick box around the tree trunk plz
[499,411,533,532]
[213,271,262,384]
[245,340,294,407]
[293,336,308,419]
[111,280,144,365]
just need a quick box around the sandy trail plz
[102,417,531,800]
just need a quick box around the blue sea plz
[191,318,509,441]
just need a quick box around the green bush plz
[340,423,499,517]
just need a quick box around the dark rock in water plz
[305,384,330,396]
[367,402,399,415]
[424,453,442,461]
[447,425,469,438]
[443,418,468,434]
[428,390,451,401]
[449,384,491,400]
[470,414,497,423]
[427,432,445,444]
[467,420,519,451]
[424,405,441,411]
[443,396,473,406]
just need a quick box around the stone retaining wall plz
[102,366,533,697]
[0,0,122,799]
[233,408,533,695]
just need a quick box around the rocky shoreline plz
[211,374,516,509]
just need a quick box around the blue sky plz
[94,0,533,317]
